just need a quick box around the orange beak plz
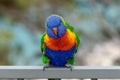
[53,27,58,35]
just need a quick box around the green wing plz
[75,32,80,53]
[40,32,46,54]
[40,32,50,64]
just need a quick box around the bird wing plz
[75,32,80,53]
[40,32,46,54]
[40,32,50,64]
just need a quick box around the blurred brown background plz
[0,0,120,67]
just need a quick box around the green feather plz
[40,32,46,54]
[42,54,50,64]
[67,57,74,65]
[40,32,50,64]
[75,32,80,53]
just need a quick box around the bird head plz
[46,15,66,38]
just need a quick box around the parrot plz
[40,14,80,69]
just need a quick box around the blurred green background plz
[0,0,120,66]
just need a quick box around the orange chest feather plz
[44,29,76,50]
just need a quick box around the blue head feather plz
[46,15,66,38]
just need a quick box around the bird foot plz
[65,64,73,71]
[43,64,73,71]
[43,64,50,71]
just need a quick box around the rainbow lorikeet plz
[40,15,80,68]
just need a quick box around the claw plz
[65,64,73,71]
[43,64,50,71]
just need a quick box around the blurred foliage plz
[0,0,36,9]
[0,0,120,66]
[0,30,13,48]
[0,29,13,37]
[0,30,13,65]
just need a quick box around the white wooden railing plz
[0,66,120,80]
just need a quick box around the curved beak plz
[53,27,58,35]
